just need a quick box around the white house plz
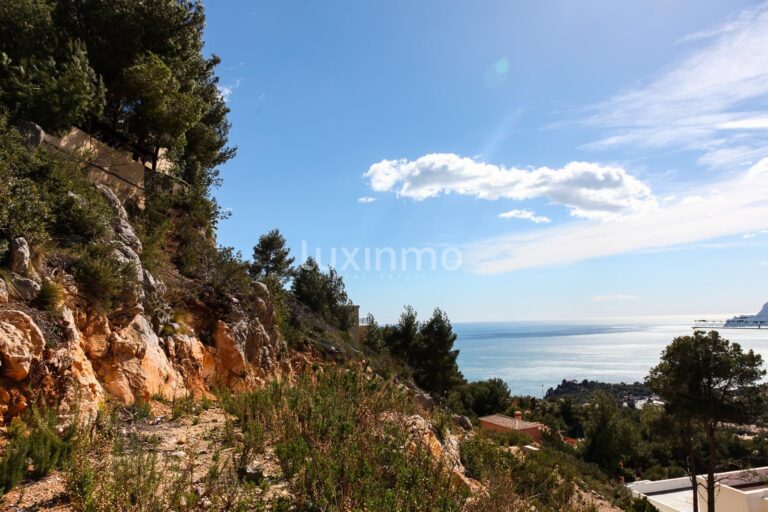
[628,467,768,512]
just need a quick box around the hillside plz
[0,1,659,511]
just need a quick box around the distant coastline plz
[454,318,768,397]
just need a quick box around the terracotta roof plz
[479,414,542,431]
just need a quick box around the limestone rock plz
[101,315,186,404]
[452,415,473,431]
[213,320,248,377]
[11,274,40,302]
[112,217,143,254]
[81,313,111,359]
[16,120,45,147]
[96,184,128,220]
[57,308,105,424]
[381,413,483,495]
[142,269,166,297]
[140,325,187,401]
[10,237,30,276]
[0,310,45,381]
[109,242,144,319]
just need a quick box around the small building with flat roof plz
[628,466,768,512]
[479,413,545,443]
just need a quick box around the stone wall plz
[19,123,187,208]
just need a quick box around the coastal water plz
[454,317,768,397]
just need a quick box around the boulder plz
[10,274,41,302]
[100,315,186,403]
[0,279,7,305]
[111,315,153,359]
[0,310,46,381]
[96,184,128,220]
[16,121,45,148]
[452,415,473,431]
[140,326,187,401]
[109,242,145,319]
[9,237,30,276]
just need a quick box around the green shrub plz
[222,367,466,511]
[0,402,77,496]
[34,279,65,311]
[72,243,138,312]
[0,418,31,494]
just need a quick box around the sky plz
[203,0,768,323]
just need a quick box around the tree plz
[647,330,767,512]
[448,378,511,418]
[119,53,204,170]
[291,257,352,329]
[0,0,105,132]
[583,390,641,475]
[384,306,465,398]
[385,306,420,361]
[362,313,385,353]
[249,229,295,286]
[415,308,465,397]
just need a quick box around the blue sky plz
[204,0,768,323]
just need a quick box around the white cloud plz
[591,294,638,303]
[365,153,656,220]
[217,79,241,102]
[749,157,768,177]
[744,230,768,239]
[464,172,768,273]
[585,3,768,170]
[498,209,550,224]
[762,261,768,266]
[717,116,768,130]
[357,196,376,204]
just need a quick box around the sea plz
[453,316,768,397]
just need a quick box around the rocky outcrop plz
[0,310,45,381]
[10,237,30,276]
[0,280,8,305]
[91,314,186,404]
[10,274,41,302]
[0,183,291,423]
[381,412,484,495]
[56,308,105,424]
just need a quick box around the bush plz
[0,118,111,252]
[0,402,78,496]
[222,367,466,511]
[33,279,65,311]
[291,257,353,330]
[72,243,138,312]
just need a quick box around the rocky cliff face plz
[0,184,291,425]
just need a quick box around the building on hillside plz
[628,466,768,512]
[19,122,187,208]
[479,412,545,443]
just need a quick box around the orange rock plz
[81,313,111,359]
[0,310,45,381]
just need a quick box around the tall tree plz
[415,308,465,397]
[0,0,105,132]
[291,257,351,329]
[249,229,294,285]
[385,306,420,361]
[647,330,767,512]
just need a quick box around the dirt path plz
[1,405,290,511]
